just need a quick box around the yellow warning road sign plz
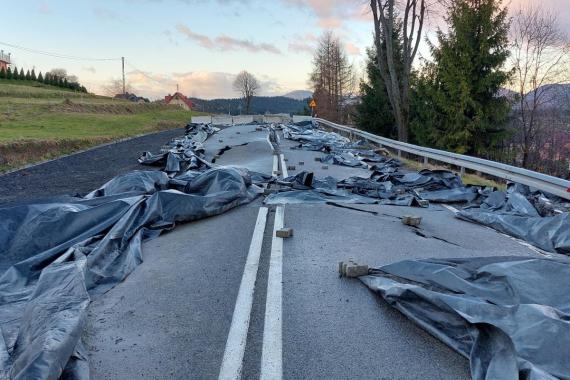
[309,99,317,108]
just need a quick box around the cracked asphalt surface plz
[2,124,544,379]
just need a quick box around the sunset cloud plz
[282,0,371,29]
[175,25,282,54]
[123,70,284,100]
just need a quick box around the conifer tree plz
[6,67,12,79]
[31,69,37,81]
[356,47,397,138]
[25,69,31,80]
[412,0,511,155]
[0,67,5,79]
[12,67,19,80]
[38,72,43,82]
[19,68,24,79]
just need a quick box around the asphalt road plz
[81,124,541,379]
[0,128,185,205]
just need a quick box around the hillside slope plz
[0,79,203,172]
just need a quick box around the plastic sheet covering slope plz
[360,256,570,380]
[0,124,260,379]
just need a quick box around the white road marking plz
[273,155,279,177]
[218,207,269,380]
[441,204,459,214]
[279,154,288,178]
[261,206,284,380]
[266,132,275,153]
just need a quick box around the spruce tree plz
[0,67,5,79]
[6,67,12,79]
[38,72,43,82]
[411,0,511,155]
[12,67,19,80]
[43,73,50,85]
[31,69,37,81]
[19,68,24,79]
[356,47,398,139]
[25,69,31,80]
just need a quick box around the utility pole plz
[121,57,126,95]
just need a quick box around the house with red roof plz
[0,50,11,71]
[164,92,194,111]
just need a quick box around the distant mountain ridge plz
[188,96,308,115]
[499,84,570,111]
[282,90,313,100]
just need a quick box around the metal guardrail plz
[315,118,570,201]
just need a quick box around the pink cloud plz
[345,42,361,56]
[282,0,371,29]
[175,25,281,54]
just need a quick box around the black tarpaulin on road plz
[0,167,260,380]
[360,256,570,380]
[0,121,261,379]
[265,169,475,207]
[138,123,217,174]
[454,185,570,254]
[282,122,570,254]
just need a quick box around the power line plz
[0,41,121,61]
[125,61,165,85]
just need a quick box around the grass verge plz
[0,82,206,172]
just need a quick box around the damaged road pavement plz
[1,120,569,380]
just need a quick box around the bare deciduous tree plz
[48,68,78,83]
[233,71,259,114]
[370,0,427,142]
[309,32,356,123]
[103,79,133,97]
[510,3,570,168]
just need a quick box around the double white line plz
[261,206,284,380]
[219,154,286,380]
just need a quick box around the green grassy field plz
[0,79,205,172]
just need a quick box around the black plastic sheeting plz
[265,169,477,207]
[138,123,218,174]
[0,124,261,379]
[361,256,570,380]
[458,187,570,254]
[279,122,570,255]
[264,171,374,205]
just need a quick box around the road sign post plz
[309,99,317,117]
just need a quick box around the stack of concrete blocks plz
[339,259,369,278]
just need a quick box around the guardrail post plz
[398,150,402,158]
[460,166,465,177]
[423,157,429,167]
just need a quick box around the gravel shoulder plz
[0,128,185,205]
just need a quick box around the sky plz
[2,0,569,100]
